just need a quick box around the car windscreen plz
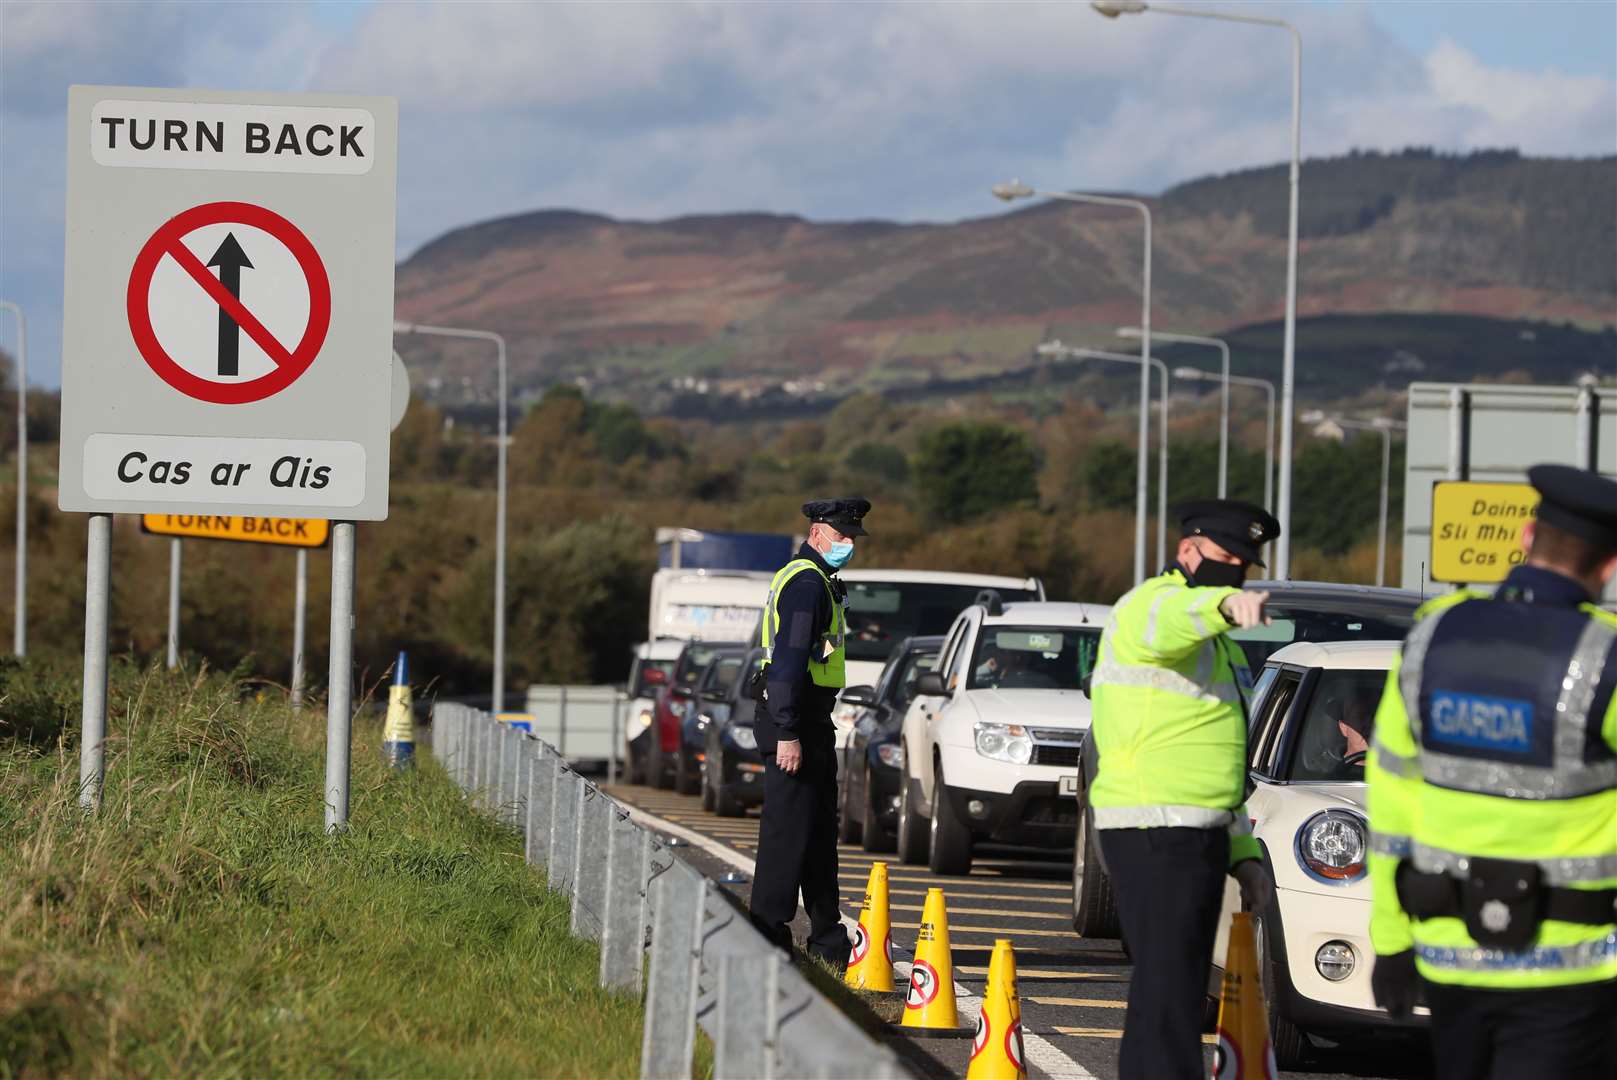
[1230,602,1414,671]
[631,659,676,698]
[674,644,728,688]
[705,654,746,694]
[1287,668,1390,782]
[966,625,1102,691]
[844,582,1039,661]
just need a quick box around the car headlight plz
[632,709,653,734]
[1296,809,1368,883]
[974,722,1033,765]
[727,726,757,750]
[875,743,904,770]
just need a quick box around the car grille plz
[1029,728,1084,744]
[1031,743,1081,768]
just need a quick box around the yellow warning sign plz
[140,514,330,548]
[1430,481,1539,583]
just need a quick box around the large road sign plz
[58,87,397,520]
[141,513,331,548]
[1429,481,1539,584]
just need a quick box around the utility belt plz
[1396,859,1617,951]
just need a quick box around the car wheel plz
[700,751,717,812]
[836,761,863,844]
[860,767,895,853]
[675,744,701,796]
[927,762,973,875]
[1071,797,1121,938]
[896,769,930,866]
[1255,912,1311,1067]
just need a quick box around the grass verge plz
[0,657,647,1078]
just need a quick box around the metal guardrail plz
[431,703,911,1080]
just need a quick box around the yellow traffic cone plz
[967,938,1026,1079]
[1211,913,1276,1080]
[846,862,895,991]
[901,887,960,1030]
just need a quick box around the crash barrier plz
[524,684,626,774]
[430,703,911,1080]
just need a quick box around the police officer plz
[749,497,869,967]
[1368,464,1617,1080]
[1088,498,1280,1080]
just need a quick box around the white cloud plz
[2,1,1613,386]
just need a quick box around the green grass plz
[0,658,649,1078]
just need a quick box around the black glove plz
[1371,950,1419,1019]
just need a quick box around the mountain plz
[392,149,1617,415]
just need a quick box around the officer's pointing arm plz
[765,573,822,739]
[1136,583,1244,663]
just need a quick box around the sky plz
[3,0,1614,387]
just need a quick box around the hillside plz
[392,149,1617,415]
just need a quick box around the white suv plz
[896,595,1110,875]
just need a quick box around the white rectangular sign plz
[58,86,397,520]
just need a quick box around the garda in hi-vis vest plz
[1088,568,1261,867]
[760,558,847,689]
[1367,589,1617,991]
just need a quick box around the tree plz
[914,422,1039,524]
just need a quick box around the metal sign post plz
[292,547,308,710]
[79,515,111,810]
[58,86,396,816]
[166,538,181,668]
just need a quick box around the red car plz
[648,641,733,789]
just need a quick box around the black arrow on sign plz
[206,233,254,377]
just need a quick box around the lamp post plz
[1172,366,1276,512]
[394,322,509,712]
[1303,412,1405,587]
[994,181,1153,582]
[1039,341,1171,569]
[1119,326,1229,496]
[1092,0,1301,579]
[0,300,24,657]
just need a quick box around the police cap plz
[1527,464,1617,551]
[1177,498,1281,566]
[803,497,871,537]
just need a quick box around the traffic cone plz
[1210,913,1276,1080]
[967,939,1026,1079]
[846,862,895,991]
[901,887,961,1030]
[382,651,414,769]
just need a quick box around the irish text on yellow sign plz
[1430,481,1539,583]
[141,514,331,548]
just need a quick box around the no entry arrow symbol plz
[206,232,254,377]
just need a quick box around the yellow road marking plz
[870,889,1069,906]
[959,968,1124,980]
[1049,1028,1217,1045]
[836,872,1070,891]
[889,902,1069,921]
[1029,997,1125,1008]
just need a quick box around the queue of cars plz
[622,564,1429,1066]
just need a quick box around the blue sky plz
[3,1,1614,387]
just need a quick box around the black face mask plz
[1189,558,1247,589]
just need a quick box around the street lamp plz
[1171,365,1276,513]
[0,300,24,657]
[1090,0,1302,580]
[394,321,510,712]
[1118,326,1230,497]
[1303,411,1405,587]
[995,180,1154,582]
[1039,341,1171,569]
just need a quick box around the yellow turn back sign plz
[1430,481,1540,583]
[141,514,330,548]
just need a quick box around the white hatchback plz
[1209,640,1428,1066]
[895,596,1110,875]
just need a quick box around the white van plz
[647,568,773,643]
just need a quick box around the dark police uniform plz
[1368,465,1617,1080]
[749,498,869,965]
[1089,498,1280,1080]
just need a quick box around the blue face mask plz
[824,540,855,569]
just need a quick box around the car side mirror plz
[914,673,948,697]
[840,685,877,708]
[1080,674,1093,699]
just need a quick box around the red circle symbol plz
[127,201,331,405]
[850,923,870,965]
[970,1012,990,1059]
[905,960,940,1009]
[1005,1019,1025,1071]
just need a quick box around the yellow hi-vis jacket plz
[759,558,847,688]
[1089,568,1261,868]
[1368,591,1617,989]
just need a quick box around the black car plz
[1071,580,1423,940]
[701,647,768,817]
[836,635,945,853]
[674,645,747,795]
